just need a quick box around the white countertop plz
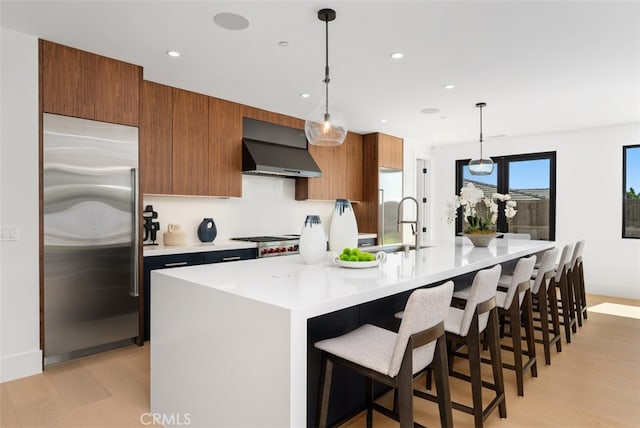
[153,238,554,319]
[143,233,378,257]
[143,239,257,257]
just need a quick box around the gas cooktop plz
[231,235,300,257]
[231,235,299,243]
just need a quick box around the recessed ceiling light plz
[166,50,180,58]
[300,93,310,99]
[433,136,439,140]
[443,84,455,89]
[390,52,404,59]
[380,119,388,123]
[440,116,447,119]
[213,12,250,30]
[278,41,289,48]
[420,108,440,114]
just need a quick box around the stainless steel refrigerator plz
[378,168,403,245]
[43,113,139,366]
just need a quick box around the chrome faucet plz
[397,196,421,251]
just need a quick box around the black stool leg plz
[318,354,333,428]
[433,335,454,428]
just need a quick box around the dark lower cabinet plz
[143,248,257,340]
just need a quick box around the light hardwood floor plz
[1,293,639,427]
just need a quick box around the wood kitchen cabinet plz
[375,132,403,169]
[209,98,242,197]
[171,89,209,196]
[140,81,173,194]
[140,85,243,197]
[40,40,140,126]
[295,132,363,202]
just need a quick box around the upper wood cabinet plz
[209,98,242,197]
[294,132,363,202]
[140,81,173,194]
[345,133,364,202]
[40,40,140,126]
[172,89,209,196]
[140,83,243,197]
[373,133,403,169]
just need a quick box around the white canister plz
[299,215,327,264]
[329,199,358,252]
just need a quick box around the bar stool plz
[315,283,454,428]
[444,265,506,427]
[568,240,587,327]
[553,244,577,343]
[530,247,562,365]
[453,256,537,397]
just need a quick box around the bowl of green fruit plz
[330,248,385,269]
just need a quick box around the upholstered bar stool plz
[444,265,506,427]
[552,243,577,343]
[569,240,587,327]
[530,247,562,365]
[315,283,454,428]
[453,256,537,397]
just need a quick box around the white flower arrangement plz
[447,183,518,233]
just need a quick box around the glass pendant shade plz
[468,157,494,175]
[468,101,494,175]
[305,8,347,147]
[305,101,347,146]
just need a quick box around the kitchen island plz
[150,239,554,427]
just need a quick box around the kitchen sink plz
[361,243,431,254]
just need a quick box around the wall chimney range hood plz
[242,118,322,178]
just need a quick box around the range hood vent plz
[242,118,321,178]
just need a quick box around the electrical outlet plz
[1,225,18,241]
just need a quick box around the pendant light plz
[468,102,494,175]
[304,8,348,147]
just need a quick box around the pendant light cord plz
[479,104,484,158]
[324,17,330,117]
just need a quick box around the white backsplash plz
[144,175,336,244]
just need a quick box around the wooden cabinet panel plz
[41,40,95,119]
[140,81,173,194]
[40,40,140,126]
[295,132,363,202]
[242,105,304,129]
[209,98,242,197]
[345,133,363,202]
[172,89,209,196]
[94,55,140,126]
[377,133,403,169]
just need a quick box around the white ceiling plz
[2,1,639,146]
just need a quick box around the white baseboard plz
[587,282,640,300]
[0,349,42,383]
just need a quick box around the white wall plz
[144,176,337,244]
[424,123,640,299]
[0,28,42,382]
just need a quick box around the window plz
[623,145,640,239]
[456,152,556,240]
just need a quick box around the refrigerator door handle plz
[131,168,139,297]
[379,188,384,244]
